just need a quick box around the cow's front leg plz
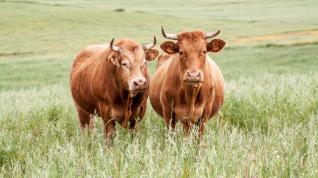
[129,104,142,132]
[162,104,173,130]
[128,110,138,133]
[105,120,116,140]
[161,93,174,130]
[100,104,117,140]
[138,100,147,121]
[199,102,213,137]
[198,120,206,137]
[170,113,177,130]
[182,122,195,136]
[129,118,136,130]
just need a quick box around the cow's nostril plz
[197,72,201,78]
[138,79,146,85]
[133,81,139,86]
[133,79,147,88]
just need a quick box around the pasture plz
[1,0,318,177]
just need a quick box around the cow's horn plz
[142,36,156,50]
[110,38,121,52]
[161,26,178,40]
[205,30,221,39]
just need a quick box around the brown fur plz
[70,39,158,139]
[149,31,225,136]
[156,53,171,68]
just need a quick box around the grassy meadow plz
[1,0,318,177]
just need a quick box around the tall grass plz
[1,74,317,177]
[222,74,318,132]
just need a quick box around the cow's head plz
[108,37,159,95]
[160,27,225,86]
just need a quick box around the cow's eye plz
[179,51,183,55]
[203,50,207,54]
[121,61,130,68]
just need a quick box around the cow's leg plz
[170,112,177,130]
[104,120,116,140]
[138,101,147,121]
[129,118,136,130]
[128,104,142,133]
[76,106,93,130]
[129,107,138,132]
[162,105,173,130]
[199,103,213,137]
[161,96,174,130]
[128,118,137,139]
[198,120,206,137]
[129,106,140,131]
[182,122,191,136]
[100,105,117,140]
[128,101,146,137]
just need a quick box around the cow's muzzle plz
[183,70,203,84]
[128,77,148,95]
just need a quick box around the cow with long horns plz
[70,37,158,139]
[149,27,225,136]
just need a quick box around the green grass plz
[1,0,318,177]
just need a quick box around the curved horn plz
[110,38,120,52]
[142,36,156,50]
[161,26,178,40]
[205,30,221,39]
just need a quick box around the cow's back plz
[70,44,108,113]
[156,54,171,69]
[72,44,107,72]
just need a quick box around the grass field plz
[1,0,318,177]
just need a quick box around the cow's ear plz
[145,49,159,61]
[160,41,178,54]
[207,39,225,52]
[108,53,120,66]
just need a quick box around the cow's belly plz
[174,105,204,123]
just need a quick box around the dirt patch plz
[0,51,35,57]
[114,8,125,12]
[1,0,69,7]
[231,29,318,46]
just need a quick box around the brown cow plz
[70,37,159,139]
[149,27,225,136]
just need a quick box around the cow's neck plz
[184,84,201,119]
